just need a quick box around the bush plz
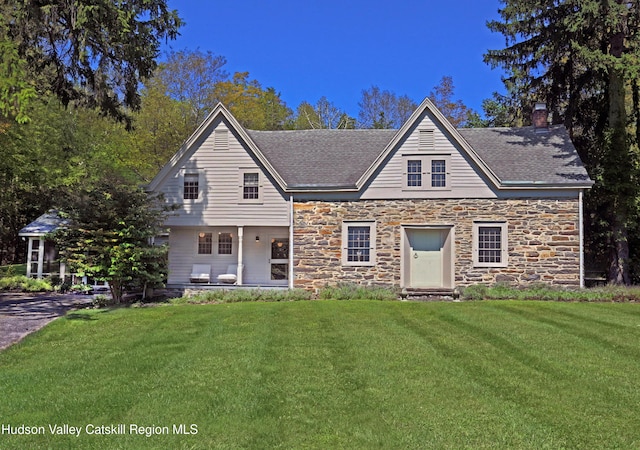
[174,288,313,304]
[461,283,640,302]
[318,283,398,301]
[92,294,114,308]
[0,275,52,292]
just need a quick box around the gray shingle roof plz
[247,129,397,188]
[247,125,592,190]
[457,125,592,186]
[18,210,66,236]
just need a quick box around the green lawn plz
[1,300,640,449]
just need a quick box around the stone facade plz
[293,198,581,291]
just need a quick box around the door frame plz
[268,235,289,285]
[400,225,455,289]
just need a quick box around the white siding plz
[158,118,290,227]
[167,225,289,286]
[362,110,497,199]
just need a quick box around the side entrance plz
[402,226,454,289]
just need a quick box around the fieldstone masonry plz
[293,198,580,291]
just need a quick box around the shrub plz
[460,283,640,302]
[174,288,313,304]
[92,294,114,308]
[0,275,52,292]
[318,283,398,301]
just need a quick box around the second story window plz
[407,160,422,187]
[431,160,447,187]
[242,172,260,200]
[184,173,199,200]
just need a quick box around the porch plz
[166,225,293,289]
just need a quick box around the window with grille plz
[198,233,212,254]
[407,160,422,187]
[243,172,259,200]
[342,222,376,266]
[184,173,199,200]
[431,160,446,187]
[218,233,232,255]
[473,222,508,267]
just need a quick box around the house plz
[18,210,67,280]
[148,98,593,293]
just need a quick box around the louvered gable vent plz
[419,129,434,150]
[214,129,228,150]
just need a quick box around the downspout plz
[579,190,585,288]
[289,194,294,289]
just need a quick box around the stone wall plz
[293,198,580,291]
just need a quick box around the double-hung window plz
[218,233,232,255]
[239,170,262,202]
[473,222,508,267]
[342,221,376,266]
[183,173,199,200]
[198,232,213,254]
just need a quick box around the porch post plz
[237,226,244,285]
[26,238,34,278]
[289,194,294,289]
[37,237,45,279]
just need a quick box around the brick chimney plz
[532,102,549,132]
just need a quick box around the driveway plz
[0,292,93,351]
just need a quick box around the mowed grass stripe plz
[1,301,640,449]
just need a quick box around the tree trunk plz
[606,24,631,284]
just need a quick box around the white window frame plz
[238,169,263,203]
[473,222,508,268]
[341,221,376,267]
[181,171,204,203]
[402,155,451,190]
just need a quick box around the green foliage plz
[0,0,182,124]
[174,288,313,304]
[461,283,640,302]
[0,264,26,277]
[53,180,174,303]
[484,0,640,284]
[92,294,114,308]
[318,283,398,301]
[212,72,292,130]
[0,275,51,292]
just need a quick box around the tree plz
[428,76,475,127]
[357,86,417,129]
[484,0,640,284]
[292,97,355,129]
[0,1,182,125]
[153,48,228,128]
[53,180,175,303]
[212,72,292,130]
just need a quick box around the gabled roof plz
[18,210,66,236]
[149,98,593,194]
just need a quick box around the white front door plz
[408,229,444,288]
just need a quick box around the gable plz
[361,107,497,199]
[149,108,289,227]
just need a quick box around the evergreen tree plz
[485,0,640,284]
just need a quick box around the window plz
[243,173,259,199]
[218,233,232,255]
[198,232,212,254]
[431,159,446,187]
[342,221,376,266]
[403,155,450,190]
[407,160,422,187]
[184,173,199,200]
[473,222,508,267]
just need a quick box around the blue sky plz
[163,0,507,117]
